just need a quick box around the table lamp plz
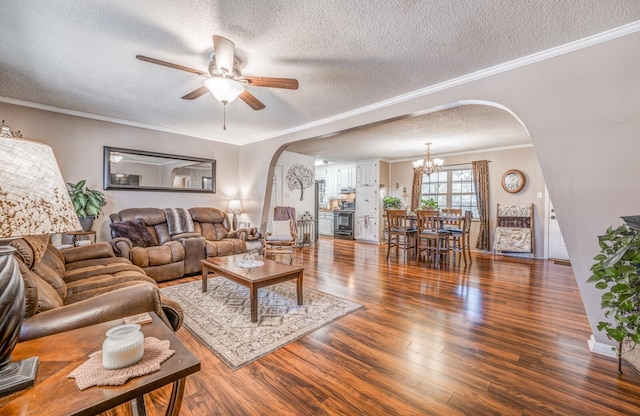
[0,125,82,396]
[228,199,242,230]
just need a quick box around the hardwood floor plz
[108,238,640,415]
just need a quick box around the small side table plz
[1,313,200,416]
[67,230,96,246]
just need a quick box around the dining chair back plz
[416,209,450,269]
[386,209,417,261]
[449,210,473,265]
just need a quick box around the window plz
[421,167,478,218]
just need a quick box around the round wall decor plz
[501,169,525,193]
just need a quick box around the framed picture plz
[202,176,212,190]
[238,222,250,229]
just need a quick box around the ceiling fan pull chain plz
[223,101,228,130]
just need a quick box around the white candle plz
[102,324,144,369]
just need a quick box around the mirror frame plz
[103,146,216,193]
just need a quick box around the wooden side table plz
[67,230,96,246]
[0,313,200,416]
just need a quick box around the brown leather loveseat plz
[109,207,247,282]
[11,236,183,342]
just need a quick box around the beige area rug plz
[160,278,362,370]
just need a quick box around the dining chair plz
[441,208,462,215]
[447,210,473,265]
[416,209,450,269]
[386,209,417,261]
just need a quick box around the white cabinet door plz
[356,186,378,213]
[356,163,366,186]
[319,213,334,235]
[325,167,338,198]
[356,161,379,186]
[356,214,379,241]
[315,167,327,181]
[356,215,365,239]
[338,167,350,189]
[366,216,378,241]
[348,166,357,187]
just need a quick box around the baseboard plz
[588,334,617,358]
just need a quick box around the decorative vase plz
[0,246,38,396]
[102,324,144,370]
[79,215,95,232]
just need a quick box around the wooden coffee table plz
[201,254,304,322]
[0,313,200,416]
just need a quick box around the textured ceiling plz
[1,1,638,160]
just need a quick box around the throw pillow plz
[110,219,156,247]
[267,220,292,241]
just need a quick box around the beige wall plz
[388,146,545,258]
[0,102,240,241]
[264,151,316,225]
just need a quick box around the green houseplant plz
[67,180,107,230]
[383,196,402,209]
[420,198,439,210]
[587,216,640,373]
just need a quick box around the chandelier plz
[413,142,444,175]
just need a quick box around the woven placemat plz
[68,337,175,390]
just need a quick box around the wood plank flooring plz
[105,238,640,415]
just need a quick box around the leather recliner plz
[11,237,183,341]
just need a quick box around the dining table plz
[403,213,465,266]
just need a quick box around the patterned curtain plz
[472,160,490,250]
[410,168,423,211]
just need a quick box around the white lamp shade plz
[228,199,242,214]
[204,77,244,103]
[0,136,82,237]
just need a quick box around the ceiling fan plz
[136,35,299,129]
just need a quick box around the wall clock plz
[501,169,525,193]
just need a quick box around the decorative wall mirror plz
[103,146,216,193]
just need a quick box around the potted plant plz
[587,216,640,373]
[420,197,439,210]
[67,180,107,231]
[383,196,402,209]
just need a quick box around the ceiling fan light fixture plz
[204,77,244,104]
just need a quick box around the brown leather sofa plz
[109,207,247,282]
[11,236,183,341]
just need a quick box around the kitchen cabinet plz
[356,186,378,214]
[318,211,334,236]
[338,165,356,189]
[315,167,327,181]
[356,161,379,187]
[323,164,356,197]
[356,214,378,241]
[325,168,338,198]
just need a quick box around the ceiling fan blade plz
[136,55,208,77]
[242,76,299,90]
[239,90,265,110]
[181,85,209,100]
[212,35,235,75]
